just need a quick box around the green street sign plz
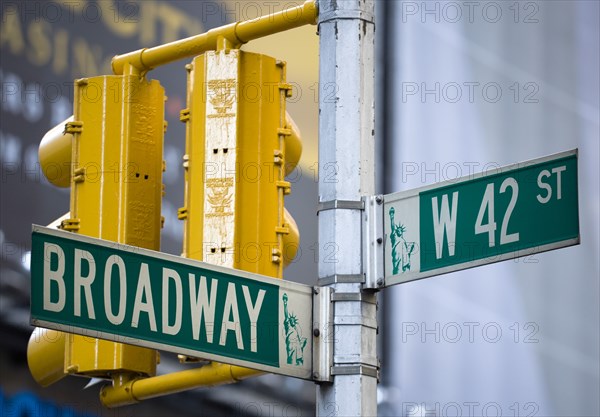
[30,226,314,380]
[384,149,580,286]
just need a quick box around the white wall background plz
[381,1,599,416]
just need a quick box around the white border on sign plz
[30,226,314,380]
[383,148,579,287]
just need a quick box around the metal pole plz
[316,0,377,416]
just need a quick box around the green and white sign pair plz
[30,149,580,379]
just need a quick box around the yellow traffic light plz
[100,49,304,407]
[38,116,73,188]
[31,0,318,404]
[27,328,66,387]
[29,73,166,386]
[179,48,301,277]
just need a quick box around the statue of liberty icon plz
[283,293,307,366]
[389,207,415,274]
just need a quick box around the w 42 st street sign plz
[30,226,318,380]
[383,149,579,286]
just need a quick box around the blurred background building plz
[1,1,598,416]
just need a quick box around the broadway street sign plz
[30,226,315,380]
[384,149,579,286]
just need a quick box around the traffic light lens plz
[27,328,67,387]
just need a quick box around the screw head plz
[376,237,383,244]
[375,196,383,204]
[313,372,320,379]
[313,328,320,337]
[377,278,384,287]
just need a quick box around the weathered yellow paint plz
[64,74,165,377]
[29,74,167,384]
[66,75,164,248]
[100,49,301,408]
[181,49,300,276]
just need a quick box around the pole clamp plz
[333,315,377,329]
[318,10,375,25]
[318,273,364,286]
[313,286,333,382]
[317,199,364,214]
[331,292,376,305]
[362,195,385,289]
[331,365,379,380]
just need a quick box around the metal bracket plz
[331,292,376,305]
[177,207,188,221]
[331,365,379,380]
[318,273,364,286]
[362,195,385,289]
[317,199,364,214]
[73,167,85,183]
[312,286,333,383]
[60,218,80,232]
[333,315,377,329]
[318,10,375,25]
[179,108,190,122]
[64,120,83,134]
[46,212,70,229]
[276,180,291,195]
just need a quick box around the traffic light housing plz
[29,74,166,385]
[27,1,319,406]
[29,48,303,400]
[179,48,301,278]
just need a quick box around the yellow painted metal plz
[66,75,164,248]
[29,74,166,386]
[27,328,67,387]
[38,117,74,187]
[283,207,300,266]
[100,362,257,407]
[180,49,298,277]
[62,74,165,378]
[111,0,317,75]
[65,337,159,379]
[284,113,302,177]
[32,0,311,403]
[101,49,302,408]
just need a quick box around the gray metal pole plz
[316,0,377,416]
